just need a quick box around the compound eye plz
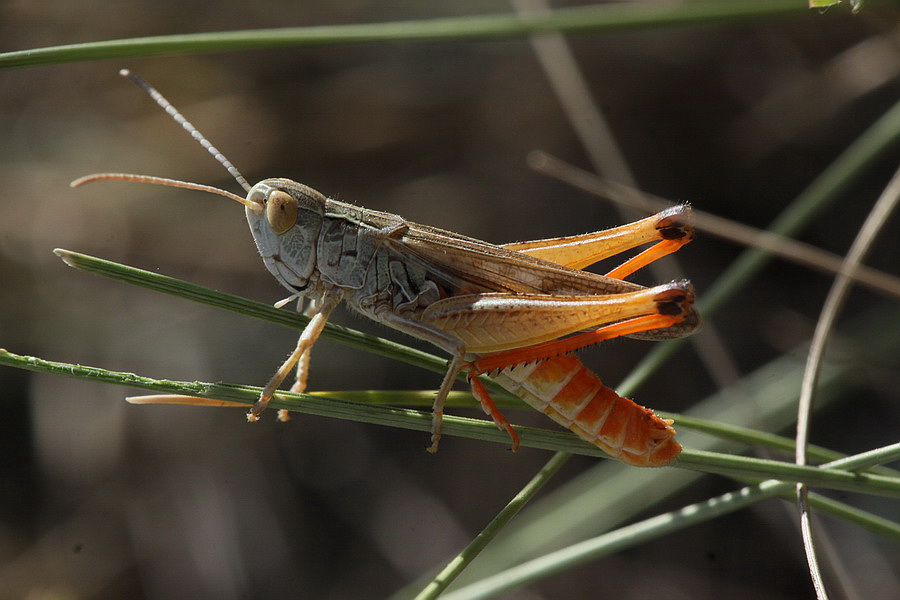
[265,190,298,234]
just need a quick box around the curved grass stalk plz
[793,157,900,600]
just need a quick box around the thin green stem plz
[311,391,896,475]
[54,248,444,374]
[0,1,804,70]
[413,452,570,600]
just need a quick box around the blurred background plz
[1,1,899,598]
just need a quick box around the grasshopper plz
[73,70,699,466]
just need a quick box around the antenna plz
[70,172,256,209]
[119,69,252,193]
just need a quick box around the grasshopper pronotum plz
[73,70,699,467]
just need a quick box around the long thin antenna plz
[119,68,252,193]
[70,173,257,209]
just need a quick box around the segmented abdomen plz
[492,354,681,467]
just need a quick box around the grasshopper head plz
[72,72,332,297]
[245,178,328,294]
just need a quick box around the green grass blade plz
[4,346,900,498]
[442,480,788,600]
[0,1,804,70]
[808,493,900,541]
[54,248,446,374]
[412,452,570,600]
[328,391,896,476]
[0,347,577,453]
